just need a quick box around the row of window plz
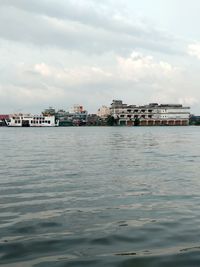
[14,120,51,124]
[120,115,153,118]
[126,109,153,113]
[116,109,185,114]
[119,114,185,119]
[119,116,185,120]
[31,120,51,124]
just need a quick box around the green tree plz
[134,117,140,126]
[106,115,115,126]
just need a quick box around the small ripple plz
[0,237,87,264]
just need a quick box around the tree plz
[134,117,140,126]
[106,115,116,126]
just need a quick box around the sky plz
[1,0,200,114]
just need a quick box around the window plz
[48,121,50,124]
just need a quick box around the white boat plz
[6,113,59,127]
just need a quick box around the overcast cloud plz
[0,0,200,113]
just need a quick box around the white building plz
[97,105,111,119]
[73,105,84,113]
[110,100,190,126]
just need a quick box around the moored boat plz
[6,113,59,127]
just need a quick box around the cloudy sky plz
[1,0,200,114]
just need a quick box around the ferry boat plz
[5,114,59,127]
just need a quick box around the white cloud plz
[178,97,199,106]
[34,63,51,76]
[117,52,179,82]
[32,63,113,87]
[188,43,200,59]
[30,53,179,89]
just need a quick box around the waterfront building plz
[70,105,88,126]
[97,105,111,119]
[55,110,73,126]
[44,105,88,126]
[110,100,190,126]
[87,114,102,126]
[72,105,84,113]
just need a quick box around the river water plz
[0,127,200,266]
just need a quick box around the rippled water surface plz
[1,127,200,266]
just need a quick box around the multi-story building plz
[110,100,190,126]
[72,105,84,113]
[97,105,111,119]
[71,105,88,126]
[57,106,88,126]
[42,105,88,126]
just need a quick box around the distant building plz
[72,105,84,113]
[110,100,190,126]
[43,105,88,126]
[86,114,105,126]
[97,105,111,119]
[71,105,88,125]
[55,110,73,126]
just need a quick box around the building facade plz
[97,105,111,119]
[110,100,190,126]
[57,106,88,126]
